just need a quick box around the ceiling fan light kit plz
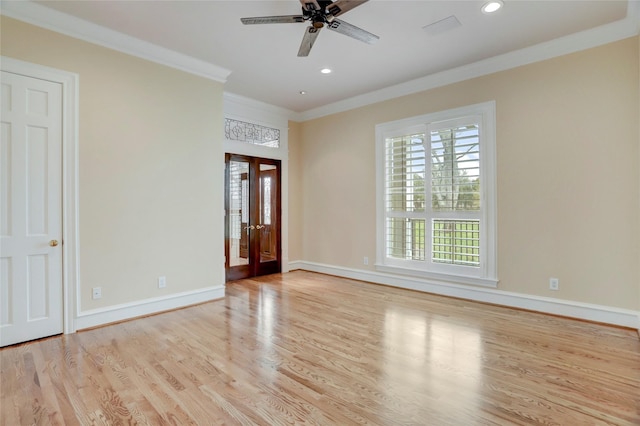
[241,0,379,57]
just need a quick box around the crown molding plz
[294,0,640,122]
[0,0,231,83]
[3,0,637,120]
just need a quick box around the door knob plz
[256,225,265,229]
[49,240,59,247]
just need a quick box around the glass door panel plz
[228,160,250,268]
[259,164,278,265]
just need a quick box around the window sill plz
[375,264,498,289]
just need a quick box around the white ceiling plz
[6,1,639,116]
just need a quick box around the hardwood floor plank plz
[2,271,639,425]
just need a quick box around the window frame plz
[375,101,498,288]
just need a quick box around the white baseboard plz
[74,285,225,331]
[289,261,640,331]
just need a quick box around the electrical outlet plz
[549,277,559,291]
[363,257,369,265]
[158,276,167,289]
[92,287,102,299]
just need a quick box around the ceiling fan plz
[241,0,379,57]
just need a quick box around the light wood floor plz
[2,271,639,425]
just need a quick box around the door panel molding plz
[1,56,79,336]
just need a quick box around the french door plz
[225,154,281,281]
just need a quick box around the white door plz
[1,71,63,347]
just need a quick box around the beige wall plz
[297,37,640,310]
[1,17,225,310]
[3,15,638,317]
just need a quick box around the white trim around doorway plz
[223,92,290,274]
[2,56,80,334]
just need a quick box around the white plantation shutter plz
[376,102,497,287]
[428,117,481,268]
[384,126,427,260]
[430,121,480,212]
[384,129,427,261]
[385,134,426,213]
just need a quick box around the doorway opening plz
[225,154,281,281]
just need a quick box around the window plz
[376,102,497,287]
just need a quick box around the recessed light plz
[320,68,332,74]
[481,0,503,14]
[299,91,307,95]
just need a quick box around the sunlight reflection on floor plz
[383,308,483,414]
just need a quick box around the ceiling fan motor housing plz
[302,0,342,23]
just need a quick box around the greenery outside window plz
[376,102,497,287]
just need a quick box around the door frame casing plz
[225,154,282,281]
[223,93,290,276]
[2,56,79,334]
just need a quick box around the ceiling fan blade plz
[241,15,305,25]
[298,26,321,57]
[326,0,369,18]
[326,18,379,44]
